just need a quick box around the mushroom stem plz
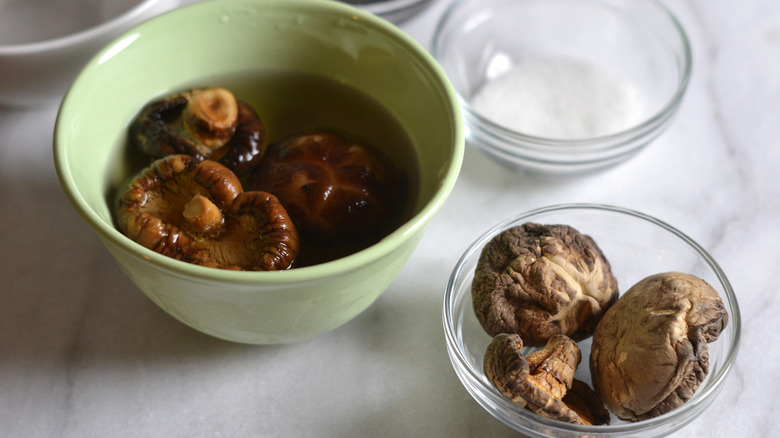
[183,88,239,148]
[183,194,224,233]
[526,335,581,399]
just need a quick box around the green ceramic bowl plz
[54,0,463,344]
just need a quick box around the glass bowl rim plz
[347,0,433,15]
[442,203,742,434]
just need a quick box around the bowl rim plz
[430,0,693,149]
[442,203,741,434]
[0,0,174,55]
[349,0,432,15]
[54,0,465,285]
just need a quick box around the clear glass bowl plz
[443,204,741,437]
[432,0,692,174]
[340,0,433,23]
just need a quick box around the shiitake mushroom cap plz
[484,333,610,425]
[116,154,299,271]
[472,223,619,347]
[130,88,266,178]
[247,130,407,248]
[590,272,728,421]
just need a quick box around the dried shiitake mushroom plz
[472,223,619,347]
[247,130,406,246]
[562,380,611,426]
[590,272,729,422]
[484,333,609,425]
[130,88,265,178]
[116,154,299,271]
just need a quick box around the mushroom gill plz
[484,333,609,425]
[116,154,299,271]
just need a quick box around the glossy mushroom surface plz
[116,154,299,271]
[247,130,406,248]
[472,223,619,346]
[130,88,265,177]
[590,272,729,421]
[211,100,266,178]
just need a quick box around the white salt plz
[470,58,645,139]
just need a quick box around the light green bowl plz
[54,0,463,344]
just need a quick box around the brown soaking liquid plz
[119,70,420,268]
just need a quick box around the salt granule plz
[470,58,645,139]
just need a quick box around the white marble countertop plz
[1,0,778,436]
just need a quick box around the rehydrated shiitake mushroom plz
[116,154,299,271]
[247,130,406,246]
[130,88,265,178]
[590,272,729,422]
[472,223,619,347]
[484,333,610,425]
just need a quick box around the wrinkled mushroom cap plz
[590,272,729,421]
[116,154,299,271]
[484,333,609,425]
[472,223,619,346]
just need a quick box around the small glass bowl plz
[432,0,692,174]
[341,0,434,23]
[443,204,741,437]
